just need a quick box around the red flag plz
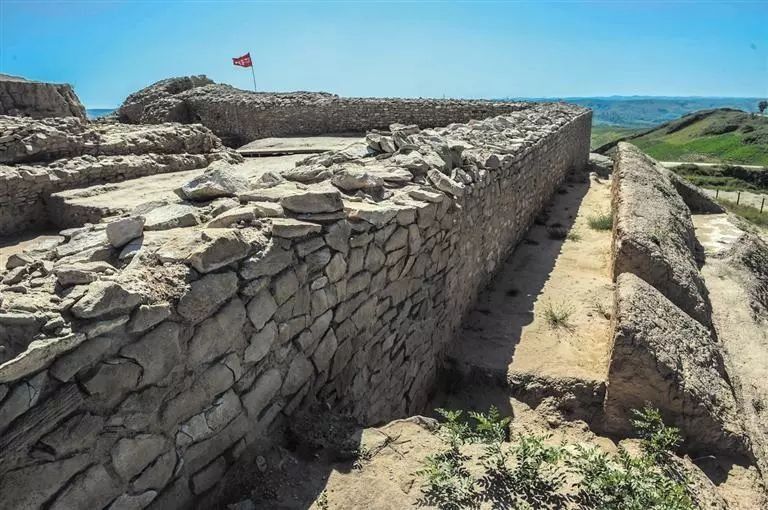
[232,53,252,68]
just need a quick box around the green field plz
[590,125,644,150]
[627,109,768,166]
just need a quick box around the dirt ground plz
[450,174,614,389]
[693,213,768,507]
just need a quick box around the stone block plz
[246,289,278,330]
[241,368,282,419]
[106,216,145,248]
[120,321,182,386]
[177,271,238,323]
[49,463,122,510]
[71,280,142,319]
[244,321,277,364]
[111,434,168,481]
[187,298,246,366]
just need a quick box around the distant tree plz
[759,100,768,115]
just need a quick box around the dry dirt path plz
[447,173,614,413]
[693,214,768,507]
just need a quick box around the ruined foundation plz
[0,105,591,509]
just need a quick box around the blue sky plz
[1,1,766,108]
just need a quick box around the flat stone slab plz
[237,135,363,156]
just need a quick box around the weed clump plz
[587,211,613,231]
[418,405,694,510]
[542,301,575,331]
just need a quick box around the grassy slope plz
[628,109,768,165]
[591,125,644,150]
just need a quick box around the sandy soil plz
[450,174,614,386]
[693,213,768,508]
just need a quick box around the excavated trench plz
[435,172,614,421]
[216,157,768,509]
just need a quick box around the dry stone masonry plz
[0,115,241,236]
[0,105,590,509]
[117,76,536,146]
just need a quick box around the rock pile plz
[0,115,242,236]
[0,106,591,509]
[0,74,86,119]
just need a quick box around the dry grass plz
[542,301,575,331]
[587,212,613,231]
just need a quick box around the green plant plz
[567,230,582,241]
[568,445,693,510]
[419,409,478,509]
[587,211,613,231]
[435,408,473,448]
[480,433,568,509]
[351,445,373,470]
[546,225,569,240]
[469,406,511,444]
[718,199,768,228]
[630,406,682,464]
[542,301,575,331]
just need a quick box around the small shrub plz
[419,409,478,509]
[480,434,568,509]
[542,301,575,331]
[418,449,478,510]
[316,490,329,510]
[568,445,693,510]
[587,211,613,231]
[718,199,768,228]
[469,406,511,443]
[631,405,682,464]
[567,230,582,242]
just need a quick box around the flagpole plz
[250,63,257,92]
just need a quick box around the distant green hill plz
[597,109,768,166]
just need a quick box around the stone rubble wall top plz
[0,102,589,381]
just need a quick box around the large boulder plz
[611,143,711,326]
[0,74,86,119]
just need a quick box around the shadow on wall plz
[433,177,600,422]
[205,177,593,510]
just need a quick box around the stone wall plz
[117,77,537,146]
[0,115,240,237]
[0,107,591,509]
[0,74,86,120]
